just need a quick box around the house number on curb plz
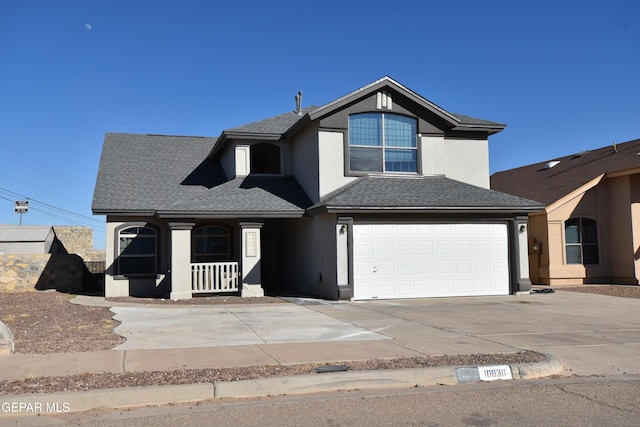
[478,365,512,381]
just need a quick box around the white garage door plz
[353,223,509,300]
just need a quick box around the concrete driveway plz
[111,304,387,350]
[108,290,640,377]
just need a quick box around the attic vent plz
[376,92,393,110]
[572,150,589,159]
[542,160,561,170]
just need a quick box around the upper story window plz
[565,218,599,265]
[193,226,230,262]
[349,113,417,173]
[251,143,281,174]
[117,225,157,275]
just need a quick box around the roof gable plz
[209,76,505,159]
[491,138,640,205]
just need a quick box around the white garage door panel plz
[353,223,509,300]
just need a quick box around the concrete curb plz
[0,355,563,416]
[0,321,14,355]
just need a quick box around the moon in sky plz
[84,23,92,30]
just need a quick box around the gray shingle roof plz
[451,113,505,127]
[491,138,640,205]
[92,133,311,216]
[309,175,544,213]
[225,107,317,135]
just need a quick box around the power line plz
[0,187,105,231]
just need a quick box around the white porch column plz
[169,222,195,300]
[240,222,264,297]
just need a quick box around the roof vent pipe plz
[295,91,303,115]
[613,141,617,153]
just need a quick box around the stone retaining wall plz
[0,254,84,293]
[52,226,105,262]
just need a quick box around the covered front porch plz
[168,221,265,300]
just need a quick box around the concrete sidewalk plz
[1,290,639,415]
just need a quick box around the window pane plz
[251,143,281,174]
[384,114,417,148]
[582,219,598,244]
[120,236,155,255]
[195,227,227,236]
[566,245,582,264]
[350,147,383,172]
[194,227,230,262]
[118,226,157,275]
[565,219,580,243]
[349,114,382,147]
[582,244,599,265]
[119,256,155,275]
[385,148,417,172]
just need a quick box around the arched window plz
[194,226,230,262]
[565,218,599,265]
[349,113,417,173]
[117,225,157,275]
[250,143,281,174]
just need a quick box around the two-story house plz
[92,77,543,300]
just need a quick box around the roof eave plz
[207,130,284,160]
[308,205,544,216]
[93,209,157,216]
[452,123,507,135]
[156,210,305,219]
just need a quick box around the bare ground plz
[1,285,637,395]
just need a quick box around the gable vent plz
[376,92,393,110]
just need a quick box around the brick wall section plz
[0,254,83,293]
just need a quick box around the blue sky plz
[1,1,638,249]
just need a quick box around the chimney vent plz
[295,91,303,115]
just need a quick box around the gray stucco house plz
[92,77,542,300]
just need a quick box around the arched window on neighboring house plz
[250,143,281,174]
[193,226,231,263]
[117,225,157,275]
[565,218,599,265]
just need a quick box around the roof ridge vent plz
[542,160,561,170]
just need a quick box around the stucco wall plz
[318,130,357,199]
[104,218,169,298]
[631,174,640,282]
[291,123,320,203]
[421,136,489,188]
[279,214,339,299]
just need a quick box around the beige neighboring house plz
[491,138,640,286]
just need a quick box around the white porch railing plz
[191,262,240,294]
